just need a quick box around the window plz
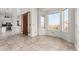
[63,9,68,32]
[48,13,60,31]
[40,16,45,28]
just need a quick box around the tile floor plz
[0,32,76,51]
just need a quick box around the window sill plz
[47,30,60,33]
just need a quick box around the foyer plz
[0,8,78,51]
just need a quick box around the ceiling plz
[0,8,16,15]
[39,8,65,15]
[0,8,30,16]
[0,8,65,16]
[39,8,65,12]
[0,8,26,16]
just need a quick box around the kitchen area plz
[0,22,12,33]
[0,8,29,36]
[0,12,21,34]
[0,13,13,33]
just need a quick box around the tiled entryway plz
[0,32,75,51]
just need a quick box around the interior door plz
[23,13,28,35]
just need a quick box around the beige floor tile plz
[0,32,76,51]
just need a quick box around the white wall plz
[61,9,75,43]
[75,8,79,50]
[12,14,21,34]
[38,11,47,35]
[30,8,38,37]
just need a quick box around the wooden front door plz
[23,13,28,35]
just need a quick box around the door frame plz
[22,12,31,35]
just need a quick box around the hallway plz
[0,32,75,51]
